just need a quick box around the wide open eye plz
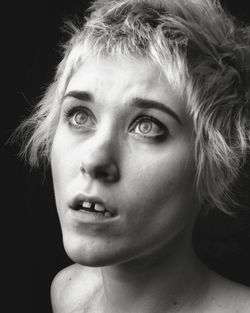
[64,106,95,130]
[130,116,168,140]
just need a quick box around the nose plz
[80,134,120,183]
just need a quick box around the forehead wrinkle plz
[64,56,183,118]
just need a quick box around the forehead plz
[66,56,161,90]
[65,56,187,119]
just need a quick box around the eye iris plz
[138,121,152,134]
[74,112,87,125]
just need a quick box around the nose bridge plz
[80,122,120,182]
[89,119,117,155]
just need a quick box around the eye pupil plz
[74,112,87,125]
[139,121,152,134]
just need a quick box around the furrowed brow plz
[130,97,181,124]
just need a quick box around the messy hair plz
[17,0,250,212]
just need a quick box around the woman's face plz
[51,56,199,266]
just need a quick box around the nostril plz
[95,168,111,179]
[94,164,120,182]
[80,162,119,182]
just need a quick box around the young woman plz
[19,0,250,312]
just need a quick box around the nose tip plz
[80,161,119,182]
[80,143,120,183]
[79,129,120,183]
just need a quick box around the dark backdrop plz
[3,1,250,313]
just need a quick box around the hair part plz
[17,0,250,213]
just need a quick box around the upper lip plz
[68,194,116,216]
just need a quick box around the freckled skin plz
[51,56,198,267]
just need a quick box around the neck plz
[99,239,207,313]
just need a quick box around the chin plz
[61,232,126,267]
[64,247,127,268]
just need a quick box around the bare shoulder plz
[203,269,250,313]
[51,263,102,313]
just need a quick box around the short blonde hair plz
[18,0,250,212]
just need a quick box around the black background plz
[3,1,250,312]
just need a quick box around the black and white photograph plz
[4,0,250,312]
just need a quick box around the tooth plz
[94,203,105,212]
[82,201,92,208]
[104,211,112,217]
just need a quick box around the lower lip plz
[69,208,118,224]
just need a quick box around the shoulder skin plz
[203,270,250,313]
[50,263,102,313]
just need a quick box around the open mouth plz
[70,196,115,218]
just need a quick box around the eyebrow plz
[62,91,94,103]
[131,97,181,124]
[62,91,181,124]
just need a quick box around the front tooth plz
[104,211,112,217]
[94,203,105,212]
[82,201,92,208]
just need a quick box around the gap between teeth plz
[82,201,105,212]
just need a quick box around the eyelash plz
[63,106,169,141]
[63,106,95,130]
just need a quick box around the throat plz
[99,249,207,313]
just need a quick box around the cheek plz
[50,147,63,209]
[50,133,76,200]
[124,145,196,206]
[121,151,197,241]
